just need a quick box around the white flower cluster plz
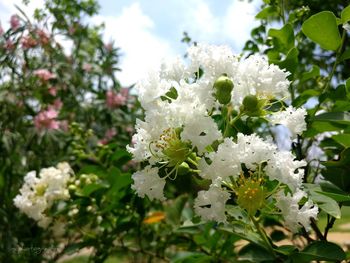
[14,162,73,228]
[270,106,307,139]
[128,44,316,232]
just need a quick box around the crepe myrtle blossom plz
[34,69,56,81]
[128,44,316,232]
[106,90,127,108]
[10,15,20,30]
[270,106,307,139]
[276,189,318,232]
[13,163,73,228]
[34,108,60,131]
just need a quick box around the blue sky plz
[1,0,261,85]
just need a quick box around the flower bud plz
[213,76,234,105]
[241,95,265,117]
[243,95,258,111]
[177,162,190,175]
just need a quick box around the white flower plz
[266,151,306,192]
[194,184,230,223]
[131,166,166,201]
[236,133,276,170]
[270,106,307,138]
[276,190,318,233]
[233,54,290,103]
[181,113,222,154]
[187,44,239,79]
[199,138,241,182]
[13,162,73,228]
[343,23,350,32]
[160,56,187,82]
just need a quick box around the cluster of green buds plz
[213,75,267,118]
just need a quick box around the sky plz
[0,0,261,86]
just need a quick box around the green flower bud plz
[177,162,190,175]
[242,95,259,111]
[213,76,234,105]
[68,184,77,191]
[241,95,266,117]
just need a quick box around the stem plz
[223,105,233,137]
[324,203,342,239]
[310,218,325,241]
[250,215,276,257]
[280,0,286,24]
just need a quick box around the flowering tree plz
[6,0,350,262]
[0,0,137,262]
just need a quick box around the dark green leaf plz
[238,244,274,262]
[291,241,346,262]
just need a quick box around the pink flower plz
[120,88,129,97]
[48,86,57,96]
[34,69,56,81]
[125,126,134,135]
[83,63,92,72]
[10,15,20,30]
[106,90,127,109]
[50,99,63,110]
[105,42,113,52]
[34,108,60,131]
[99,128,117,145]
[5,39,14,50]
[59,120,69,132]
[21,35,38,49]
[36,29,50,45]
[0,24,4,36]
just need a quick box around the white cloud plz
[92,3,175,86]
[179,0,260,52]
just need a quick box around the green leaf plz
[238,244,275,262]
[268,24,294,52]
[270,47,299,74]
[306,112,350,136]
[316,191,350,202]
[300,65,320,82]
[165,194,188,225]
[302,11,341,51]
[305,184,341,218]
[332,134,350,147]
[340,48,350,62]
[322,148,350,192]
[293,89,319,107]
[341,5,350,23]
[291,241,346,262]
[171,252,212,263]
[79,182,109,196]
[255,6,278,19]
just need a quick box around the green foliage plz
[291,241,346,262]
[302,11,341,51]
